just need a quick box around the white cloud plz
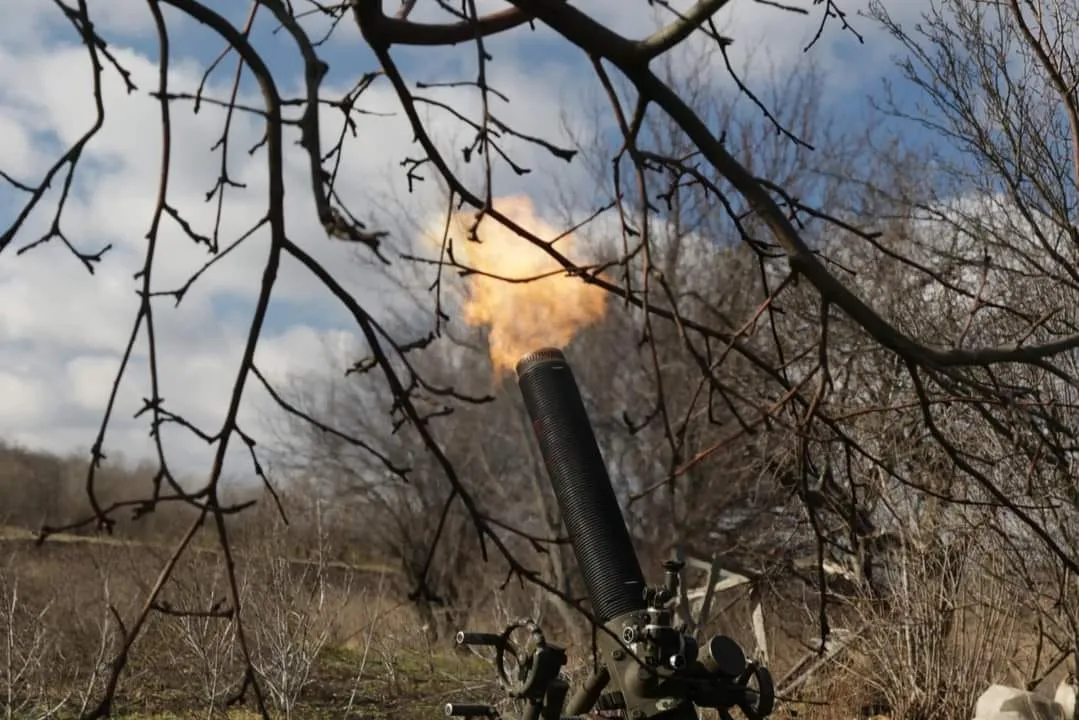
[0,3,602,486]
[0,0,924,491]
[0,369,48,424]
[0,113,34,177]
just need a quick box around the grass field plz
[4,520,1041,720]
[99,644,496,720]
[0,524,510,720]
[0,524,400,575]
[0,523,843,720]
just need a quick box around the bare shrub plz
[842,537,1024,720]
[341,571,392,717]
[0,560,55,720]
[0,546,133,720]
[239,504,354,717]
[159,557,243,716]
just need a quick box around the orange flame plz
[430,195,607,374]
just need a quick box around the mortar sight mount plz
[442,348,776,720]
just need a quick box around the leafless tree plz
[8,0,1079,716]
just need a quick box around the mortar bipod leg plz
[563,667,611,716]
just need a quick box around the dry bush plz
[0,545,142,718]
[837,540,1024,720]
[0,558,56,719]
[235,504,354,717]
[156,556,245,716]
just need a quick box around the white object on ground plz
[973,675,1078,720]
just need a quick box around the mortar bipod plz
[443,561,775,720]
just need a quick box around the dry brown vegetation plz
[6,0,1079,719]
[0,473,493,720]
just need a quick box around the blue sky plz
[0,0,943,480]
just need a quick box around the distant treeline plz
[0,440,360,561]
